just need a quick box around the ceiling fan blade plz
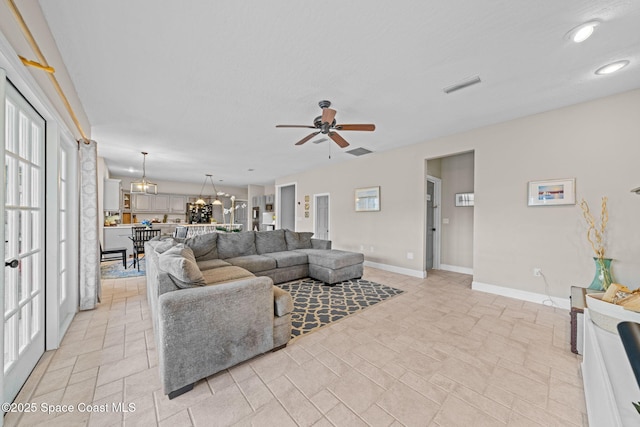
[276,125,317,129]
[295,131,321,146]
[335,124,376,131]
[321,108,336,124]
[328,131,349,148]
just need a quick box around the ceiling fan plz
[276,100,375,148]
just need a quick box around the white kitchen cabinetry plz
[154,195,170,211]
[103,179,121,211]
[103,226,133,253]
[170,195,187,213]
[132,194,153,211]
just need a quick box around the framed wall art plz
[527,178,576,206]
[355,186,380,212]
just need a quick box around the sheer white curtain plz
[78,139,100,310]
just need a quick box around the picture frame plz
[355,186,380,212]
[455,193,474,207]
[527,178,576,206]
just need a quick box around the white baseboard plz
[472,281,570,310]
[364,261,426,279]
[439,264,474,275]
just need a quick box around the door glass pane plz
[18,303,29,353]
[5,100,15,151]
[31,167,39,208]
[18,161,25,207]
[5,156,16,205]
[30,123,41,165]
[4,263,16,314]
[18,256,30,303]
[18,112,29,159]
[31,295,40,338]
[4,317,16,368]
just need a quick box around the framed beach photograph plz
[527,178,576,206]
[355,186,380,212]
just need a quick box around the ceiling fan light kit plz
[277,100,375,148]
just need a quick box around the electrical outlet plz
[533,268,542,277]
[407,252,414,260]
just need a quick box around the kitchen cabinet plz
[122,192,131,210]
[103,226,133,253]
[154,194,170,211]
[169,195,187,213]
[132,193,187,213]
[132,194,152,211]
[103,179,121,211]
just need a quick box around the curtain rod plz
[6,0,88,140]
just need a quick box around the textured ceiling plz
[38,1,640,187]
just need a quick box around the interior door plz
[2,79,46,404]
[426,180,435,270]
[315,195,329,240]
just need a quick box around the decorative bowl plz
[585,293,640,334]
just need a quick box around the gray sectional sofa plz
[145,229,364,398]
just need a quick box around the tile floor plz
[5,268,588,426]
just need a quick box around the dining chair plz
[100,243,127,269]
[174,226,188,238]
[131,227,161,271]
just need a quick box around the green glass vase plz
[589,257,614,291]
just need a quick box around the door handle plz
[432,228,436,231]
[5,259,19,268]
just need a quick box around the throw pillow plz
[159,244,206,288]
[217,231,257,259]
[184,232,219,261]
[154,237,178,254]
[255,229,287,254]
[284,229,314,250]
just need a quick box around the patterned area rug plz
[276,278,404,339]
[100,259,146,279]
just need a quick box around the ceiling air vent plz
[346,147,373,157]
[443,75,481,94]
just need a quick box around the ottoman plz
[297,249,364,285]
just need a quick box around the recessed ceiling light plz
[595,60,630,75]
[566,20,600,43]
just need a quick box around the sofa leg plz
[272,343,287,352]
[168,383,194,400]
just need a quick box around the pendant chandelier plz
[195,174,223,206]
[130,152,158,194]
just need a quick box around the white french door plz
[2,78,46,404]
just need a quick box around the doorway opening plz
[277,183,296,230]
[426,176,441,271]
[314,194,330,240]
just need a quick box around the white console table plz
[582,309,640,426]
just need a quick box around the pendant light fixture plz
[130,152,158,194]
[196,174,223,206]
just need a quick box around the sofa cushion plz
[217,231,257,259]
[184,232,219,261]
[255,229,287,254]
[295,249,364,269]
[201,266,255,285]
[263,251,308,268]
[158,245,206,288]
[225,255,277,273]
[197,259,232,271]
[284,230,314,250]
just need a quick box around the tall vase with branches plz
[579,196,613,290]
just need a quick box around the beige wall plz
[276,89,640,297]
